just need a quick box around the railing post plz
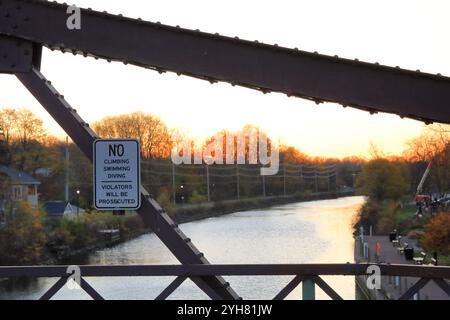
[302,278,315,300]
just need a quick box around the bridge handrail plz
[1,263,449,278]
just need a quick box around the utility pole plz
[262,174,266,198]
[299,165,303,193]
[335,165,339,192]
[206,165,211,202]
[314,166,318,193]
[65,136,69,202]
[236,164,240,201]
[327,166,331,192]
[172,163,176,205]
[283,161,286,197]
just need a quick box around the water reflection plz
[0,196,365,300]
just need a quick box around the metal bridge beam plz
[0,0,449,123]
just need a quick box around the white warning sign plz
[93,139,141,210]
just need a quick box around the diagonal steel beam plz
[155,276,187,300]
[0,0,449,123]
[15,67,240,300]
[310,275,343,300]
[39,276,68,300]
[432,278,450,297]
[273,275,303,300]
[80,278,104,300]
[398,278,430,300]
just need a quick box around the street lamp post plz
[76,189,80,218]
[180,185,184,205]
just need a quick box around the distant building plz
[0,165,40,209]
[43,201,85,219]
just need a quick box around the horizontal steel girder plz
[1,263,449,279]
[0,0,449,123]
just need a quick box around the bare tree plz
[405,124,450,195]
[0,108,18,147]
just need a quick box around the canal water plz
[0,196,365,300]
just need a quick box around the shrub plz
[189,190,207,204]
[0,202,47,265]
[421,213,450,256]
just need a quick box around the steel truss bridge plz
[0,0,449,300]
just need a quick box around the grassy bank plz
[166,191,355,224]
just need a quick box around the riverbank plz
[169,191,355,224]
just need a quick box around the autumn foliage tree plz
[421,213,450,256]
[93,111,173,158]
[0,108,47,171]
[356,158,410,201]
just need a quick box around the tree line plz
[0,108,361,208]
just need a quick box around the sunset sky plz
[1,0,449,158]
